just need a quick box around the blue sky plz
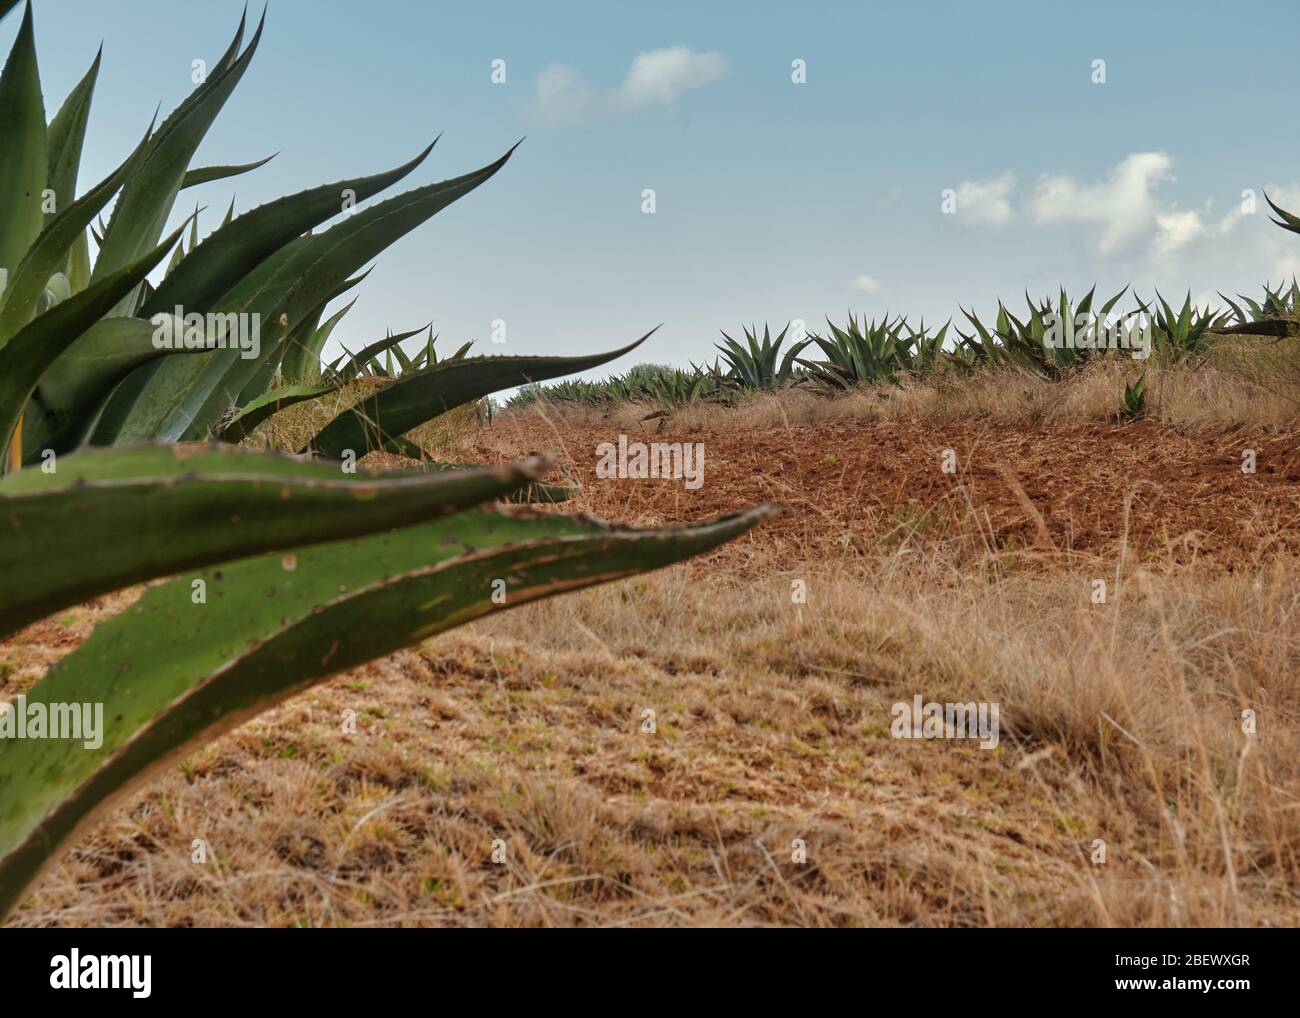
[8,0,1300,375]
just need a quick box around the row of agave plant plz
[509,276,1300,410]
[0,1,770,918]
[510,360,726,409]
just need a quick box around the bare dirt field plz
[471,409,1300,566]
[4,399,1298,927]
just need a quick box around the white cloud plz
[956,173,1016,226]
[1029,152,1174,255]
[613,47,727,109]
[533,47,728,123]
[533,64,599,122]
[850,274,881,294]
[1153,209,1206,255]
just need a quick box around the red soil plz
[471,415,1300,565]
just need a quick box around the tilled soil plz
[471,414,1300,565]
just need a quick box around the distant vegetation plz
[508,280,1300,419]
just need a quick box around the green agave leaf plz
[0,502,772,917]
[0,221,188,463]
[411,459,579,504]
[168,144,522,442]
[238,270,371,402]
[275,143,520,334]
[90,11,263,291]
[0,442,548,639]
[43,45,100,235]
[96,143,498,446]
[0,1,47,279]
[180,153,276,190]
[0,120,153,342]
[1264,192,1300,234]
[340,324,429,381]
[140,145,433,320]
[281,295,355,383]
[304,334,651,458]
[217,381,340,443]
[19,315,211,458]
[0,0,21,24]
[1211,318,1299,338]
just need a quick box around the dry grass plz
[5,498,1298,926]
[526,341,1300,433]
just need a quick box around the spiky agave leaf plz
[0,442,557,639]
[302,334,652,458]
[0,1,46,278]
[0,220,191,466]
[96,144,520,446]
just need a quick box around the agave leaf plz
[0,221,188,463]
[304,335,650,458]
[1211,318,1299,338]
[173,144,523,439]
[273,142,517,331]
[340,325,429,381]
[1265,192,1300,234]
[281,295,356,383]
[102,144,509,446]
[366,455,577,504]
[19,316,214,458]
[90,12,263,292]
[241,271,371,399]
[0,502,772,918]
[0,2,47,279]
[140,145,434,320]
[180,153,276,190]
[217,381,341,442]
[0,442,549,639]
[0,120,153,341]
[43,46,100,233]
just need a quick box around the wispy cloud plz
[850,274,881,294]
[532,65,599,123]
[955,173,1016,226]
[533,46,728,123]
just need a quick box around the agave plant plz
[957,286,1132,378]
[616,362,723,406]
[0,4,651,472]
[1212,273,1300,341]
[715,323,811,390]
[338,327,474,382]
[900,318,952,376]
[221,325,476,445]
[798,314,952,388]
[505,361,723,409]
[1119,372,1146,420]
[0,2,771,919]
[1138,291,1224,363]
